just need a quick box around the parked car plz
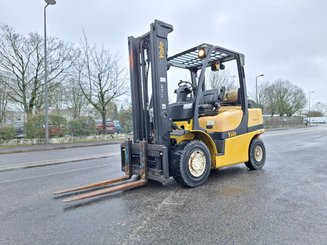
[13,122,25,138]
[49,127,64,137]
[113,120,122,134]
[96,120,122,134]
[96,120,115,134]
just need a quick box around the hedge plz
[69,116,96,136]
[25,114,67,139]
[0,126,16,140]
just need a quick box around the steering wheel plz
[178,80,194,90]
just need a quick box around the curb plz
[0,152,121,172]
[0,140,123,155]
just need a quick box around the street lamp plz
[308,91,315,125]
[44,0,56,144]
[255,74,264,104]
[312,98,315,111]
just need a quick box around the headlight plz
[198,47,207,59]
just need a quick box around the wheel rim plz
[254,145,263,162]
[188,150,206,177]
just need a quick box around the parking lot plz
[0,126,326,245]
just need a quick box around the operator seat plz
[198,87,225,116]
[169,84,194,121]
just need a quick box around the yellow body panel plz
[214,130,262,168]
[199,106,242,133]
[248,108,264,127]
[174,120,193,131]
[171,107,265,170]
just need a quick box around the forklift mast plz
[128,20,173,148]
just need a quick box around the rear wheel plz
[172,140,211,188]
[245,138,266,170]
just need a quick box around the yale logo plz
[159,41,165,59]
[228,131,237,138]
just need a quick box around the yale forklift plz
[54,20,266,202]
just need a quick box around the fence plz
[263,116,305,129]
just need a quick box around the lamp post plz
[44,0,56,144]
[308,91,315,125]
[255,74,264,105]
[312,98,315,111]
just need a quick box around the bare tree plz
[107,100,119,121]
[259,80,306,117]
[255,81,278,116]
[284,83,307,116]
[264,83,278,116]
[273,80,306,116]
[0,74,9,123]
[310,102,327,116]
[78,32,128,133]
[0,24,79,117]
[208,70,237,91]
[64,77,89,119]
[307,110,323,117]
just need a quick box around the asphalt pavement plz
[0,144,120,169]
[0,125,326,245]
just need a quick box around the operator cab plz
[168,44,243,124]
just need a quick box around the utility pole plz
[308,90,315,125]
[44,0,56,144]
[255,74,264,105]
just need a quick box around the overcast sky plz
[1,0,326,105]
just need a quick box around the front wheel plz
[245,138,266,170]
[172,140,211,188]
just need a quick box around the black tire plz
[171,140,211,188]
[245,138,266,170]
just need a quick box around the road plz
[0,144,120,166]
[0,126,326,245]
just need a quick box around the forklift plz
[54,20,266,202]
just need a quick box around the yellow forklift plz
[54,20,266,202]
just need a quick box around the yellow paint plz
[170,120,194,143]
[171,129,263,170]
[198,106,242,132]
[174,120,193,130]
[214,130,261,168]
[190,130,218,167]
[171,107,265,170]
[170,132,195,143]
[159,41,165,59]
[171,130,217,167]
[248,108,264,127]
[173,106,244,133]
